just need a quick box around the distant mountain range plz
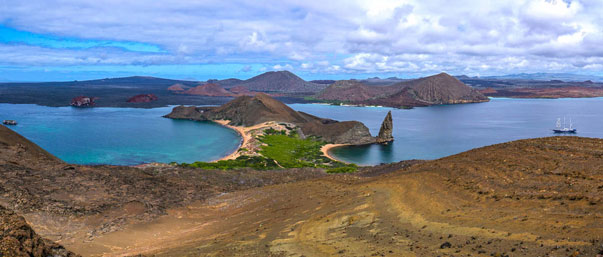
[2,70,601,108]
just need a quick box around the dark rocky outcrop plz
[127,94,158,103]
[1,205,80,257]
[70,96,96,107]
[300,120,375,145]
[376,111,393,143]
[164,93,393,145]
[162,105,204,120]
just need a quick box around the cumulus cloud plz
[0,0,602,77]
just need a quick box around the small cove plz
[0,104,241,165]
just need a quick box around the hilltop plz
[233,70,326,93]
[316,72,489,108]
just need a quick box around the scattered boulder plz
[127,94,158,103]
[376,111,394,143]
[440,242,452,249]
[70,96,96,107]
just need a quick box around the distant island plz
[315,72,489,108]
[164,93,393,171]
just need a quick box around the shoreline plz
[320,143,350,163]
[212,120,248,162]
[211,120,282,162]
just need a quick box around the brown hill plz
[62,136,602,256]
[182,83,236,97]
[201,93,311,126]
[316,72,489,108]
[234,71,326,93]
[394,72,489,105]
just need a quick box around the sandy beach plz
[212,120,282,162]
[320,143,349,163]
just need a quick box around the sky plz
[1,0,602,82]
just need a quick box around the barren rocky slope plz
[66,137,602,256]
[1,124,601,256]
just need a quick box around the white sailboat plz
[553,117,576,133]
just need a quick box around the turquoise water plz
[289,97,603,165]
[2,98,602,166]
[0,104,241,165]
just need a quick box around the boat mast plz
[563,116,566,128]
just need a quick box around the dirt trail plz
[65,147,602,257]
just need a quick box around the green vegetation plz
[258,132,327,168]
[180,128,357,172]
[326,165,358,173]
[181,156,280,170]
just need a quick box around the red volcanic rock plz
[70,96,97,107]
[183,83,236,97]
[167,83,187,92]
[127,94,158,103]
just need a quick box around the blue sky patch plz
[0,25,163,53]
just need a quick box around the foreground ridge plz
[1,121,601,256]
